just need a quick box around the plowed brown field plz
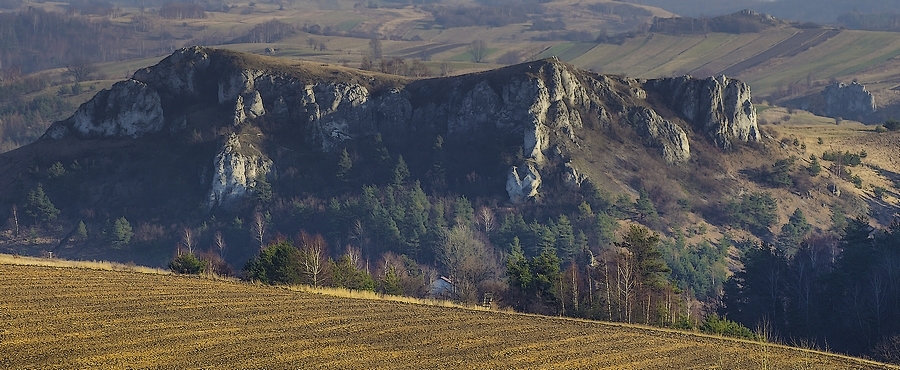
[0,264,893,369]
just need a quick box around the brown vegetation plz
[0,263,892,369]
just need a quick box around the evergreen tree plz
[245,240,302,285]
[617,225,670,288]
[75,220,88,238]
[808,155,821,176]
[778,208,811,251]
[453,196,474,227]
[336,148,353,184]
[112,217,133,248]
[169,253,206,274]
[379,266,404,295]
[554,215,576,262]
[331,255,375,291]
[427,136,447,191]
[392,155,410,187]
[634,189,658,223]
[254,175,273,203]
[24,183,59,224]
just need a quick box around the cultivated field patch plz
[0,264,892,369]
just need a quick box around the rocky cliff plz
[44,47,759,207]
[822,81,877,119]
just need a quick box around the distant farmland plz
[0,264,892,369]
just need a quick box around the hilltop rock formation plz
[46,79,165,139]
[822,81,876,119]
[645,75,760,150]
[43,47,759,206]
[783,81,877,122]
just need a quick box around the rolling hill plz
[0,261,893,369]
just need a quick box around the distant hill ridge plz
[651,10,792,35]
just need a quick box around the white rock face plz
[233,90,266,126]
[133,46,210,97]
[49,79,165,139]
[302,82,371,151]
[563,162,587,188]
[219,69,265,104]
[823,81,876,118]
[627,107,691,163]
[207,134,273,208]
[506,163,542,203]
[646,75,760,150]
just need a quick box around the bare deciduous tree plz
[369,37,383,61]
[214,231,225,257]
[11,205,18,237]
[252,212,267,250]
[467,40,488,63]
[180,227,195,254]
[65,59,96,82]
[299,231,328,287]
[616,249,636,323]
[475,206,495,234]
[439,225,498,303]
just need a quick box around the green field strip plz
[336,19,363,32]
[682,33,773,74]
[708,30,797,75]
[617,34,689,75]
[593,34,667,74]
[536,42,577,59]
[556,42,597,62]
[632,35,707,77]
[589,36,650,74]
[447,47,499,62]
[744,32,898,93]
[655,34,738,72]
[644,37,711,76]
[832,33,900,77]
[569,43,624,71]
[720,29,826,76]
[605,34,673,69]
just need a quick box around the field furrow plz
[0,265,892,369]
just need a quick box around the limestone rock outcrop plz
[627,107,690,163]
[43,47,764,205]
[645,75,759,150]
[506,163,542,203]
[45,79,164,139]
[822,81,876,119]
[207,134,273,208]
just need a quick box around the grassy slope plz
[0,262,893,370]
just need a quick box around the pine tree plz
[336,148,353,183]
[112,217,133,248]
[76,220,88,238]
[24,184,59,224]
[392,155,410,187]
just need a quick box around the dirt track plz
[0,265,892,369]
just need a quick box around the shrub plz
[701,314,759,340]
[883,118,900,131]
[169,253,206,274]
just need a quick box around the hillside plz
[624,0,899,24]
[5,1,900,153]
[0,263,892,369]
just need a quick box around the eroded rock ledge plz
[45,47,759,207]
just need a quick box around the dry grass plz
[0,262,894,369]
[0,253,167,274]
